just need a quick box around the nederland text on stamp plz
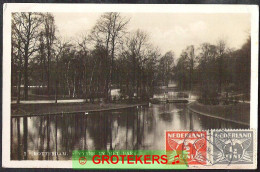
[166,131,207,165]
[212,130,254,164]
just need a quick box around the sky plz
[53,12,250,58]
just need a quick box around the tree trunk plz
[24,46,29,100]
[132,55,136,98]
[218,56,223,93]
[55,56,59,103]
[17,66,22,104]
[107,37,115,102]
[47,51,50,97]
[104,30,111,102]
[73,73,76,98]
[189,60,193,91]
[23,14,32,100]
[17,41,22,104]
[85,62,88,102]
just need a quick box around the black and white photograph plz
[2,3,258,169]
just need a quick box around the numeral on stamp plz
[166,131,207,165]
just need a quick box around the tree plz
[125,29,149,97]
[90,12,129,101]
[216,39,227,93]
[142,47,160,98]
[43,13,56,96]
[11,15,23,103]
[235,36,251,94]
[54,39,68,103]
[175,51,189,90]
[158,51,174,86]
[12,12,43,100]
[186,45,196,90]
[197,43,219,104]
[76,33,89,102]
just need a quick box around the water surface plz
[11,103,247,160]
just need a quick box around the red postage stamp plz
[166,131,207,165]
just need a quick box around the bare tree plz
[54,39,68,103]
[11,15,23,103]
[126,29,149,97]
[12,12,43,100]
[43,13,56,97]
[90,12,129,101]
[76,33,90,102]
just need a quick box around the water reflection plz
[11,103,248,160]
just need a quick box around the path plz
[11,99,85,104]
[11,102,148,117]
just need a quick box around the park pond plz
[11,102,248,160]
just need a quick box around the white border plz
[2,3,259,168]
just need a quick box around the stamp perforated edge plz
[164,129,210,166]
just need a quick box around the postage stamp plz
[212,130,254,164]
[166,131,207,165]
[166,129,256,168]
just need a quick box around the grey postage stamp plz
[213,130,254,164]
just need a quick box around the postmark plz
[185,130,234,166]
[183,130,213,166]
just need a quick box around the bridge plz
[150,91,197,104]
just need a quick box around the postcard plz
[2,3,258,169]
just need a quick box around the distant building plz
[111,89,120,100]
[168,81,177,88]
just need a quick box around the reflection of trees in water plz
[11,119,13,159]
[86,112,107,150]
[126,111,129,149]
[189,110,193,130]
[11,106,158,160]
[12,117,28,160]
[18,119,22,159]
[55,116,58,160]
[38,116,45,160]
[85,108,153,151]
[133,107,152,150]
[23,117,28,160]
[180,108,190,129]
[158,112,173,123]
[46,116,50,160]
[145,109,155,132]
[11,105,249,160]
[11,118,22,160]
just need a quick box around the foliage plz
[175,38,251,105]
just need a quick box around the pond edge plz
[187,102,250,127]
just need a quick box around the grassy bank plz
[12,102,147,116]
[188,102,250,125]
